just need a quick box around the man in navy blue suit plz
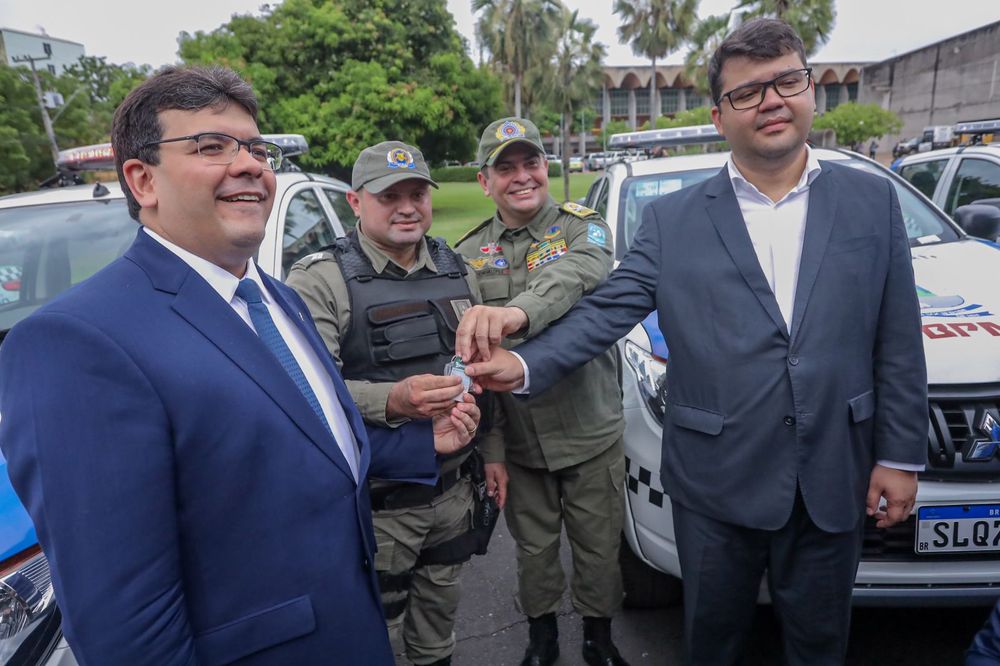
[459,19,927,666]
[0,66,478,665]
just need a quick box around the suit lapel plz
[704,170,789,339]
[262,273,371,482]
[789,166,838,342]
[126,233,357,482]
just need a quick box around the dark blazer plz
[517,162,927,533]
[0,230,437,665]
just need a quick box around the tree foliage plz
[180,0,502,170]
[539,7,605,200]
[684,0,835,96]
[812,102,902,147]
[0,58,150,194]
[615,0,697,120]
[473,0,562,117]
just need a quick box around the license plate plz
[915,504,1000,554]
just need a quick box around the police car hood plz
[912,239,1000,385]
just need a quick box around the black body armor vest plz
[332,232,473,383]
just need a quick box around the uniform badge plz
[386,148,416,170]
[526,239,568,271]
[480,242,502,256]
[496,120,527,142]
[587,223,607,247]
[450,299,473,320]
[544,225,561,239]
[468,257,490,270]
[493,257,509,269]
[561,201,597,218]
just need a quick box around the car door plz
[898,157,951,201]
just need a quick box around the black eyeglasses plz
[718,68,813,111]
[142,132,284,171]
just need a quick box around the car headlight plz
[623,340,668,424]
[0,546,61,663]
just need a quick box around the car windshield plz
[0,199,137,336]
[618,155,959,250]
[619,168,719,249]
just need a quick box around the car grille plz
[862,515,997,562]
[925,383,1000,479]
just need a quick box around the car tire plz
[619,534,682,608]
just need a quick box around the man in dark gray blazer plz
[458,18,927,666]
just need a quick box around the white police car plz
[588,126,1000,608]
[0,136,354,665]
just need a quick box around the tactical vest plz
[332,232,473,383]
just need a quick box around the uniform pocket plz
[479,276,512,305]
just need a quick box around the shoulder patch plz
[293,250,336,270]
[560,201,598,218]
[456,218,493,246]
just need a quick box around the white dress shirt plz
[143,228,361,480]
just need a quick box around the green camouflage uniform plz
[456,198,626,618]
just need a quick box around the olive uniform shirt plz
[455,199,625,471]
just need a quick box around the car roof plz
[613,146,853,177]
[896,145,1000,165]
[0,170,349,211]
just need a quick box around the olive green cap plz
[352,140,438,194]
[476,117,545,166]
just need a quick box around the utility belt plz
[369,466,465,512]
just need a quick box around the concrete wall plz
[861,20,1000,148]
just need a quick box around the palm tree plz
[683,13,731,96]
[539,7,606,200]
[733,0,836,55]
[474,0,562,117]
[615,0,697,123]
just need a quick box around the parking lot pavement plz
[395,516,993,665]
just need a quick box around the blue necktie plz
[236,279,332,435]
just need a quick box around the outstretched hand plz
[455,305,528,362]
[464,347,527,393]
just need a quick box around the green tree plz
[600,119,630,147]
[541,8,606,200]
[0,65,48,193]
[615,0,697,121]
[180,0,502,170]
[735,0,836,56]
[813,102,902,148]
[474,0,562,117]
[684,0,835,98]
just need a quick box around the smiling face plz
[123,104,276,275]
[350,178,433,265]
[710,51,815,172]
[477,143,549,228]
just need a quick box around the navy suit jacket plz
[518,162,928,533]
[0,230,437,665]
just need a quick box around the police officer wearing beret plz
[287,141,507,666]
[454,119,629,666]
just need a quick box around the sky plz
[1,0,999,69]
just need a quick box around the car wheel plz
[619,534,682,608]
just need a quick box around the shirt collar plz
[726,144,822,202]
[492,198,559,241]
[142,227,266,304]
[356,223,437,275]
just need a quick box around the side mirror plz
[954,203,1000,242]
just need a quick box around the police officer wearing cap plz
[287,141,507,666]
[454,119,629,666]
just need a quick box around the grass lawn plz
[431,172,598,244]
